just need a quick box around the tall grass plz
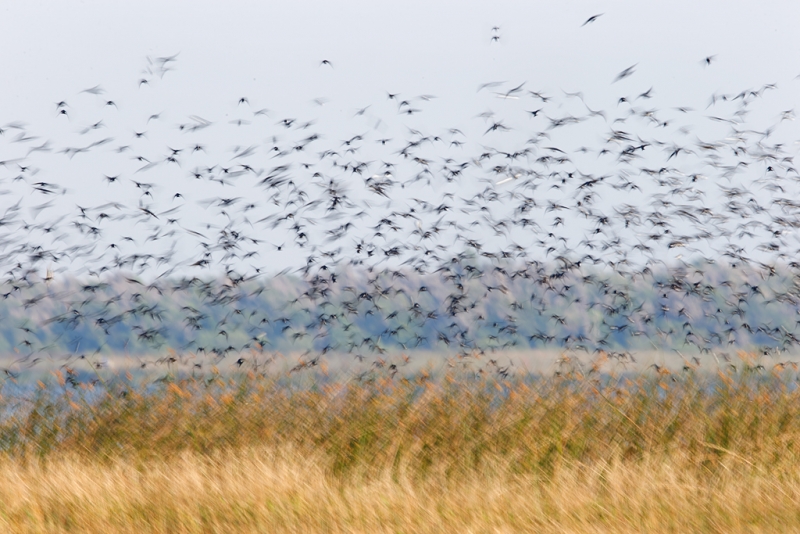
[1,353,800,531]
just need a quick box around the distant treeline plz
[1,258,798,361]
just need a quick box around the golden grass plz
[1,354,800,532]
[2,447,800,533]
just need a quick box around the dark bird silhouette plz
[581,13,603,26]
[612,64,637,83]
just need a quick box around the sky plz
[3,1,797,109]
[1,1,800,278]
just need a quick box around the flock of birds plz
[2,45,800,381]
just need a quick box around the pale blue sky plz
[1,1,799,277]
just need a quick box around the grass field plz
[1,352,800,532]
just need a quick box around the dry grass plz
[1,353,800,532]
[1,447,800,533]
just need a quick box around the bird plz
[581,13,603,26]
[0,41,796,389]
[612,64,637,83]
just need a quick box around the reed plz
[0,354,799,532]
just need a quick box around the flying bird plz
[612,64,637,83]
[581,13,603,26]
